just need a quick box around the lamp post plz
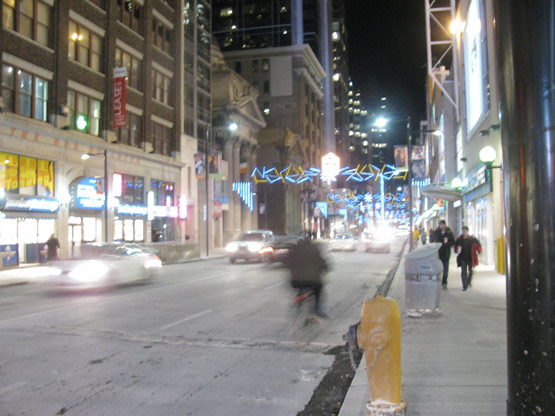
[478,146,501,192]
[81,150,108,242]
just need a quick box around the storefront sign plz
[74,177,105,210]
[113,67,127,128]
[2,196,59,212]
[117,203,147,216]
[0,244,18,266]
[213,201,222,218]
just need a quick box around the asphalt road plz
[0,238,404,416]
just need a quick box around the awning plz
[421,184,462,202]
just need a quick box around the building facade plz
[424,0,503,269]
[0,0,207,265]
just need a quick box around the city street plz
[0,238,404,416]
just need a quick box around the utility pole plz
[407,117,413,251]
[495,1,555,414]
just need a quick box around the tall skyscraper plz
[212,0,335,153]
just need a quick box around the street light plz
[479,146,502,192]
[81,149,108,242]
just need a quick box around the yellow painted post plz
[496,237,505,274]
[356,294,406,415]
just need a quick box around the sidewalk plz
[340,256,507,416]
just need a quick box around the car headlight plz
[144,258,162,269]
[68,261,109,283]
[226,242,239,252]
[247,242,263,253]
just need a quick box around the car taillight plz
[258,246,274,254]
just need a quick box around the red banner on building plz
[112,67,127,128]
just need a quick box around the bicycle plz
[285,287,321,336]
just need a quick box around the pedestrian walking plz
[454,226,482,291]
[412,227,421,247]
[429,220,455,288]
[46,234,60,260]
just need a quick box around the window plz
[151,179,175,206]
[235,61,241,73]
[115,48,142,91]
[251,60,259,72]
[120,174,144,205]
[67,90,101,136]
[116,0,142,33]
[117,113,142,148]
[0,151,54,197]
[2,64,48,121]
[263,80,269,94]
[68,21,102,72]
[152,18,172,54]
[152,69,171,105]
[2,0,51,47]
[151,122,172,156]
[262,59,269,71]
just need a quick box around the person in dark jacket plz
[287,237,328,317]
[454,226,482,291]
[46,234,60,260]
[429,220,455,288]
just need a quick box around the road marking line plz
[0,381,26,396]
[264,282,284,290]
[160,309,213,330]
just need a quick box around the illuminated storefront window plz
[0,152,54,197]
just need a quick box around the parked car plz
[258,234,303,264]
[45,243,162,291]
[226,230,274,263]
[329,234,357,251]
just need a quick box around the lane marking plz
[0,268,252,327]
[160,309,214,330]
[264,281,284,290]
[0,381,26,396]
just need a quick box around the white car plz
[45,243,162,291]
[329,234,357,251]
[226,230,274,263]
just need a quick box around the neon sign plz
[232,182,254,212]
[251,164,408,184]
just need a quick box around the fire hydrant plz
[345,294,406,416]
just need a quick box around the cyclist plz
[287,235,329,317]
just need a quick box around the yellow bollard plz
[357,295,406,416]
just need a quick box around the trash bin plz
[404,243,443,311]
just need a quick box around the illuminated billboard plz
[463,0,489,133]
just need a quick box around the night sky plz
[345,0,428,142]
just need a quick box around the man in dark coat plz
[287,237,328,317]
[454,226,482,291]
[46,234,60,260]
[429,220,455,288]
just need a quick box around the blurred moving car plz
[364,233,391,253]
[329,234,357,251]
[258,234,303,263]
[45,243,162,290]
[226,230,274,263]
